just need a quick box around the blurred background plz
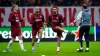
[0,0,100,42]
[0,0,100,6]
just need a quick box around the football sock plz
[32,46,34,50]
[19,40,24,50]
[80,47,83,50]
[7,40,13,48]
[57,46,60,51]
[86,48,89,50]
[37,39,40,43]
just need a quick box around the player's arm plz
[47,15,52,26]
[42,15,46,28]
[19,17,27,22]
[17,14,27,22]
[70,11,82,25]
[8,13,16,22]
[30,15,35,24]
[59,15,64,26]
[19,19,24,22]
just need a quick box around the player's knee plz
[32,36,36,40]
[56,27,64,32]
[39,31,42,37]
[39,31,42,35]
[39,29,42,33]
[57,35,62,38]
[39,34,42,38]
[60,29,64,32]
[12,38,15,41]
[39,32,42,35]
[18,36,22,40]
[56,26,60,29]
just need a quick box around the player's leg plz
[56,26,64,32]
[6,37,15,52]
[32,36,36,52]
[52,27,62,53]
[32,28,37,52]
[18,35,27,52]
[77,26,84,52]
[17,28,26,51]
[7,38,15,48]
[56,26,68,32]
[3,27,16,52]
[84,26,90,52]
[56,31,62,54]
[36,29,42,47]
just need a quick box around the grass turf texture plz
[0,42,100,56]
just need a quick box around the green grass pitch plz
[0,42,100,56]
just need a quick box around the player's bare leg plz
[56,26,71,35]
[32,36,36,52]
[57,35,61,54]
[56,26,68,33]
[56,26,64,32]
[36,29,42,47]
[18,35,27,52]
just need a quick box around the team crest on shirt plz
[15,14,18,16]
[56,17,58,19]
[40,16,42,18]
[16,17,19,20]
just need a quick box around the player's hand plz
[70,22,74,26]
[61,23,64,26]
[43,22,47,28]
[23,18,27,21]
[16,19,19,22]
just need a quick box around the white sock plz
[7,40,13,48]
[80,47,83,50]
[19,40,24,50]
[57,47,60,51]
[32,46,34,50]
[86,48,89,50]
[37,39,40,43]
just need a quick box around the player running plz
[3,4,26,52]
[30,7,45,52]
[47,6,67,54]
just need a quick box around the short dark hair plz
[83,3,88,9]
[52,6,58,9]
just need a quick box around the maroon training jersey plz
[8,11,23,27]
[30,13,44,28]
[48,14,64,27]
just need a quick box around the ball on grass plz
[2,50,6,52]
[42,55,45,56]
